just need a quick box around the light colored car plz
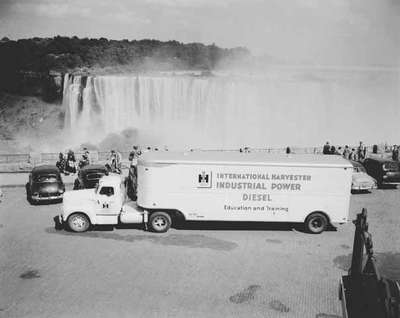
[350,161,377,192]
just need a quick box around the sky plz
[0,0,399,67]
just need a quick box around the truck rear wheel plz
[68,213,90,232]
[149,212,171,233]
[305,212,328,234]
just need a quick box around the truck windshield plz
[99,186,114,196]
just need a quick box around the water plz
[63,70,400,149]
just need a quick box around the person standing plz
[392,145,399,161]
[357,141,366,161]
[65,150,77,174]
[128,146,141,200]
[343,145,351,160]
[349,148,358,161]
[56,152,66,173]
[323,142,331,155]
[78,150,90,169]
[107,150,122,173]
[129,146,142,167]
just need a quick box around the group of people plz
[322,141,367,162]
[56,148,125,175]
[56,149,90,175]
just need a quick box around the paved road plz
[0,186,399,318]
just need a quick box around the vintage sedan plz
[26,165,65,204]
[73,164,108,190]
[350,161,377,192]
[363,157,400,188]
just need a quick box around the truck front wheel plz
[67,213,90,232]
[305,212,328,234]
[149,212,171,233]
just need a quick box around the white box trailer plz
[137,152,353,234]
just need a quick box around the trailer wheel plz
[305,212,328,234]
[149,212,171,233]
[67,213,90,232]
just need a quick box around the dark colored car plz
[363,157,400,188]
[26,165,65,204]
[73,164,108,190]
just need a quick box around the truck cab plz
[60,175,143,232]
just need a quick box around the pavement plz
[0,186,399,318]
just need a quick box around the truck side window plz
[99,186,114,197]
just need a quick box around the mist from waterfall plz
[62,70,400,149]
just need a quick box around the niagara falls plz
[61,69,400,150]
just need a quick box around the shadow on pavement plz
[378,184,398,190]
[177,221,337,233]
[45,226,238,251]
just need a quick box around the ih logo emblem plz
[198,171,212,188]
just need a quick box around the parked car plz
[73,164,108,190]
[350,160,377,192]
[26,165,65,204]
[363,157,400,188]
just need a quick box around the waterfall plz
[62,72,400,149]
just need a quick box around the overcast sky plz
[0,0,399,67]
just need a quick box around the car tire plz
[67,213,90,232]
[305,212,328,234]
[149,212,171,233]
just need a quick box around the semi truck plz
[60,152,352,234]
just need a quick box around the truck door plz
[96,186,120,224]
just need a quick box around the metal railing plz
[0,148,323,165]
[1,146,391,166]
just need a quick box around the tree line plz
[0,36,250,98]
[0,36,249,73]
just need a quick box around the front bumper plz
[31,194,63,201]
[352,184,376,191]
[382,173,400,184]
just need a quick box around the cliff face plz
[0,93,64,152]
[1,71,64,102]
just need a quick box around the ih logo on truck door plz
[198,171,212,188]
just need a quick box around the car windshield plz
[35,174,59,183]
[86,173,105,180]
